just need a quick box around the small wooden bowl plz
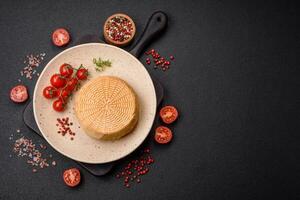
[103,13,136,47]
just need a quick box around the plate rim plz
[33,43,157,164]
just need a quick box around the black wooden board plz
[22,12,167,176]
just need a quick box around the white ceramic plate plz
[33,43,157,164]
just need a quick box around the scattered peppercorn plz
[115,147,154,188]
[56,117,76,140]
[145,49,174,71]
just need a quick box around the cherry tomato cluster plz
[43,63,88,112]
[154,106,179,144]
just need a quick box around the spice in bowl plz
[103,13,136,47]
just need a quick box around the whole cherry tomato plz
[53,98,65,112]
[66,77,78,92]
[59,63,73,78]
[60,88,71,101]
[76,67,88,80]
[43,86,59,99]
[50,74,66,88]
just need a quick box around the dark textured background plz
[0,0,299,199]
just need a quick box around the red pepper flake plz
[105,16,134,42]
[115,147,154,188]
[56,117,76,140]
[20,53,46,80]
[144,49,174,72]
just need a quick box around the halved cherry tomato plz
[76,67,88,80]
[10,85,28,103]
[154,126,173,144]
[59,63,73,78]
[63,168,81,187]
[60,88,71,101]
[159,106,178,124]
[43,86,59,99]
[52,28,70,47]
[65,77,78,92]
[50,74,66,88]
[53,98,65,112]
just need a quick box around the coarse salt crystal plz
[20,53,45,80]
[12,136,52,170]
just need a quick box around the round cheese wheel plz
[74,76,139,140]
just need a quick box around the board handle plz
[130,11,168,58]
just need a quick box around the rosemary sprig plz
[93,58,112,71]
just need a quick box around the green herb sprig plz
[93,57,112,71]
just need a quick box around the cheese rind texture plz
[74,76,139,140]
